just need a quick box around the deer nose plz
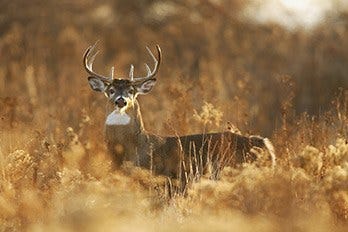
[115,98,127,108]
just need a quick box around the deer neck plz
[104,100,145,136]
[104,100,149,166]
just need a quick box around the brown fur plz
[104,100,276,179]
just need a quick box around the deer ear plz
[88,76,107,92]
[136,79,157,95]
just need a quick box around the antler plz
[131,45,161,84]
[84,43,161,83]
[83,42,113,83]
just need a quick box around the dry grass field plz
[0,1,347,231]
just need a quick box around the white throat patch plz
[105,110,131,125]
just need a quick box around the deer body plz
[83,43,276,179]
[104,100,275,178]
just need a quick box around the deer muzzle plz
[115,97,127,108]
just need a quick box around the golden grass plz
[0,91,347,231]
[0,1,348,231]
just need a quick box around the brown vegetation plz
[0,1,347,231]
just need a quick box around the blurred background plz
[0,2,348,230]
[0,0,347,137]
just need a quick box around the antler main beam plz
[132,45,161,84]
[83,42,113,83]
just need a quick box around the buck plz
[83,43,276,180]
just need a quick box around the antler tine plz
[110,66,115,79]
[83,42,113,83]
[144,63,151,76]
[132,45,161,83]
[147,44,161,77]
[129,64,134,81]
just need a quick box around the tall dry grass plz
[0,1,347,231]
[0,109,347,231]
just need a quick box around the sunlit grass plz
[0,1,347,231]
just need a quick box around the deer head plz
[83,42,161,113]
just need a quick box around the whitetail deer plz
[83,43,276,180]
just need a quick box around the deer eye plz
[128,88,135,95]
[109,89,115,95]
